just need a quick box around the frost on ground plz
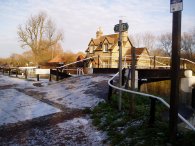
[0,116,107,146]
[0,82,61,126]
[27,75,110,109]
[0,74,110,145]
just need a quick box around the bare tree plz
[9,53,28,66]
[142,32,156,52]
[51,43,64,59]
[181,32,194,59]
[130,32,156,55]
[17,12,63,64]
[129,33,142,48]
[158,33,172,56]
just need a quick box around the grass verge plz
[90,94,195,146]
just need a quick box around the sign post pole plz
[118,20,122,111]
[114,20,129,111]
[169,0,182,142]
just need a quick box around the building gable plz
[85,28,150,68]
[88,39,95,46]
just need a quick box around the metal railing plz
[56,55,195,71]
[57,56,96,69]
[108,72,195,131]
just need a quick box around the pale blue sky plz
[0,0,194,58]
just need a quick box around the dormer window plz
[89,46,94,54]
[89,45,96,54]
[103,44,108,52]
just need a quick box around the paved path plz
[0,76,61,126]
[0,74,110,145]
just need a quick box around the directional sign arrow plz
[114,23,129,32]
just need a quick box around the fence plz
[108,72,195,131]
[57,55,195,70]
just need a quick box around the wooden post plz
[154,56,156,69]
[192,88,195,109]
[118,20,123,111]
[8,69,11,76]
[37,74,39,81]
[56,69,59,81]
[150,56,152,69]
[49,69,52,82]
[125,68,131,89]
[149,98,156,126]
[170,11,182,142]
[25,69,27,79]
[108,80,113,102]
[122,68,125,86]
[98,55,100,68]
[16,69,18,77]
[130,46,136,114]
[182,59,185,69]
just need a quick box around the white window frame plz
[89,46,94,54]
[103,44,109,52]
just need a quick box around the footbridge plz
[0,55,195,82]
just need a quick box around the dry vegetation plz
[0,12,85,67]
[0,49,85,67]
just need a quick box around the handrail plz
[108,72,195,131]
[56,55,195,70]
[57,56,96,68]
[181,58,195,65]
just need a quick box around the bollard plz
[37,74,40,81]
[8,69,11,76]
[49,69,52,82]
[149,97,156,127]
[125,68,131,89]
[192,88,195,109]
[108,80,113,102]
[16,69,18,77]
[25,69,27,79]
[56,69,59,81]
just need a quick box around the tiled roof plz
[77,55,85,61]
[136,47,147,56]
[48,55,66,63]
[92,39,100,45]
[125,47,148,58]
[85,47,89,52]
[86,34,119,52]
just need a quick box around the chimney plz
[96,27,103,38]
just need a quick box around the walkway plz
[0,74,110,145]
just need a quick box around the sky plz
[0,0,195,58]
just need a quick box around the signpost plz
[114,23,129,33]
[170,0,183,13]
[114,20,128,111]
[169,0,182,142]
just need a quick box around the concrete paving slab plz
[0,89,61,126]
[0,109,18,125]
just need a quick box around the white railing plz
[77,68,84,75]
[57,56,96,69]
[57,55,195,71]
[108,72,195,131]
[181,58,195,65]
[61,68,84,76]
